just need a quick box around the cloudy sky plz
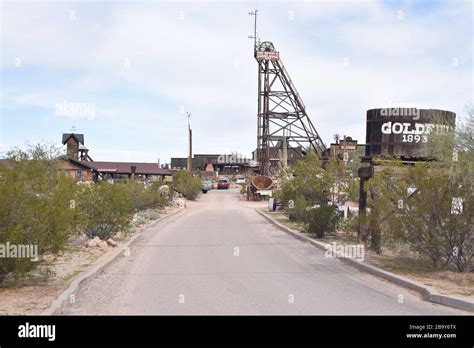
[0,0,472,164]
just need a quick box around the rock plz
[41,253,56,262]
[85,236,108,249]
[85,237,98,248]
[173,198,186,209]
[106,238,118,247]
[98,240,108,249]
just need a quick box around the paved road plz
[61,189,466,315]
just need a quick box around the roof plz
[62,133,84,145]
[71,160,172,176]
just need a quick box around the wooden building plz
[60,133,171,183]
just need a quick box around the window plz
[76,170,83,181]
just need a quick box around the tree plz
[6,142,65,162]
[457,105,474,152]
[325,156,350,204]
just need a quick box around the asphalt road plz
[61,189,466,315]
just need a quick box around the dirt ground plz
[270,211,474,300]
[0,205,179,315]
[0,246,115,315]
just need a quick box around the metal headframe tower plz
[249,11,326,175]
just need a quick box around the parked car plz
[217,177,230,190]
[235,175,246,185]
[202,180,213,193]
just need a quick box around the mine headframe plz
[255,41,326,175]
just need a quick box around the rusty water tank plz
[365,108,456,160]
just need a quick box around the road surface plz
[61,189,466,315]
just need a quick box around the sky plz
[0,0,472,164]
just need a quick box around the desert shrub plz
[125,181,167,212]
[368,160,473,271]
[138,209,161,221]
[132,209,161,227]
[276,153,329,209]
[172,170,201,200]
[304,205,339,238]
[337,214,358,233]
[0,146,79,284]
[276,153,340,238]
[158,184,172,201]
[78,182,132,240]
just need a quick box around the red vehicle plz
[217,177,230,189]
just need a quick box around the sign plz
[256,51,279,61]
[257,190,272,196]
[380,121,453,144]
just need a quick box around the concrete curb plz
[42,207,185,315]
[256,208,474,313]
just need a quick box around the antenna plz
[70,123,77,133]
[248,10,258,51]
[186,111,192,129]
[186,112,193,173]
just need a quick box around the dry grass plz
[366,250,474,299]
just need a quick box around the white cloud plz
[1,0,471,161]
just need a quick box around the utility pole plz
[187,112,193,173]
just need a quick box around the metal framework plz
[254,41,326,175]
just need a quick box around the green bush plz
[337,214,358,233]
[0,144,171,285]
[78,182,133,240]
[368,160,473,271]
[0,152,79,284]
[125,181,167,212]
[303,205,339,238]
[276,153,340,238]
[172,170,201,200]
